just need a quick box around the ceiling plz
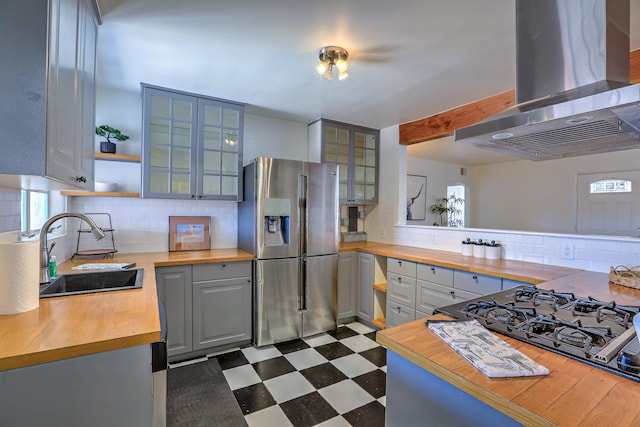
[95,0,640,166]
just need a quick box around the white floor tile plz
[284,348,327,370]
[346,322,375,334]
[318,379,375,414]
[315,415,351,427]
[241,345,282,363]
[303,333,337,347]
[245,405,293,427]
[263,371,315,403]
[378,395,387,407]
[330,353,378,378]
[340,334,379,353]
[222,364,261,391]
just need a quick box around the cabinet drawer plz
[417,280,476,314]
[387,273,416,307]
[387,258,417,277]
[193,261,251,281]
[503,279,534,290]
[453,270,502,295]
[386,300,416,328]
[416,263,453,287]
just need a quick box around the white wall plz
[406,157,471,226]
[243,109,309,164]
[462,149,640,234]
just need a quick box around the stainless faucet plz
[40,213,107,285]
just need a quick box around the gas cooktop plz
[434,285,640,382]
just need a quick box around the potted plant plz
[429,195,464,227]
[96,125,129,154]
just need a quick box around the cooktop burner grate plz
[434,285,640,382]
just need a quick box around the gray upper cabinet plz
[141,84,244,200]
[0,0,98,190]
[308,119,379,204]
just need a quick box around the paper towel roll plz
[0,241,39,315]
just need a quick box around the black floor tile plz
[280,391,338,427]
[328,326,359,340]
[342,400,386,427]
[353,369,386,399]
[233,382,276,415]
[359,346,387,367]
[300,362,348,389]
[364,331,378,342]
[216,350,250,371]
[275,338,311,354]
[314,341,355,361]
[252,356,296,381]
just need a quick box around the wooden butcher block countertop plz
[0,249,253,371]
[377,272,640,427]
[340,241,581,284]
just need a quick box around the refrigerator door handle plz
[298,174,307,257]
[299,256,307,311]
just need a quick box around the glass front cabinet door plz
[317,120,379,204]
[142,85,243,200]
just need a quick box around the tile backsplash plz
[63,197,238,259]
[0,187,21,233]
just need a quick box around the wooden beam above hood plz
[400,49,640,146]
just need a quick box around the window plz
[589,179,632,194]
[447,184,465,228]
[21,190,48,236]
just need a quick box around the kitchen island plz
[377,271,640,426]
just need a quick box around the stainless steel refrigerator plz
[238,157,339,346]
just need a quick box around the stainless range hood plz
[454,0,640,161]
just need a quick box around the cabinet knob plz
[450,290,455,296]
[396,306,401,313]
[472,275,478,280]
[75,176,86,183]
[431,267,435,273]
[198,195,203,199]
[398,277,402,283]
[221,264,226,268]
[191,195,196,199]
[398,261,402,266]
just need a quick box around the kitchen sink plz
[39,269,143,298]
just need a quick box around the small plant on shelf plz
[96,125,130,154]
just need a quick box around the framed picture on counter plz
[169,216,211,251]
[406,174,427,221]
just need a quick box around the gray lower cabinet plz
[156,261,251,359]
[155,265,192,357]
[338,251,358,321]
[358,252,375,323]
[192,265,252,350]
[386,258,418,328]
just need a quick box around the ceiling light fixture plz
[316,46,349,81]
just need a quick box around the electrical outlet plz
[560,242,575,260]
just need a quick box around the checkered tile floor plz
[214,322,386,427]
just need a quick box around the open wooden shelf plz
[372,317,386,329]
[95,152,141,163]
[60,191,140,198]
[373,282,387,293]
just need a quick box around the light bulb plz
[315,61,328,75]
[338,70,349,80]
[335,59,348,73]
[322,64,333,80]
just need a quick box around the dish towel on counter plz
[71,262,136,271]
[427,319,549,378]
